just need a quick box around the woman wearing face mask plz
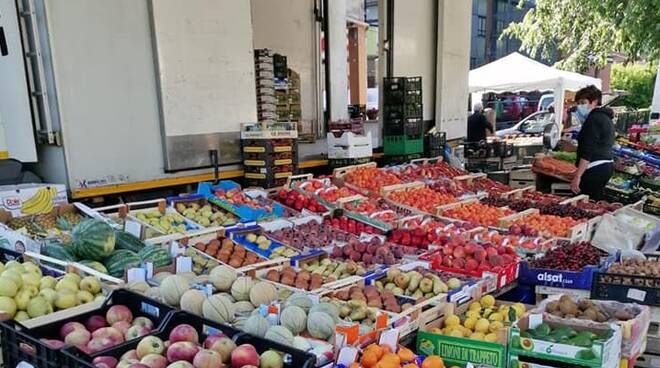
[570,85,615,200]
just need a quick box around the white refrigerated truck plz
[650,60,660,125]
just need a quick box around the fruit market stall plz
[0,156,658,368]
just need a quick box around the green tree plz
[502,0,660,72]
[610,63,657,108]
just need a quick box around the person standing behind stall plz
[570,85,615,200]
[467,102,494,142]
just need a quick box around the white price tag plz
[204,284,213,297]
[125,220,142,238]
[127,268,147,283]
[176,257,192,273]
[17,362,35,368]
[144,262,154,279]
[336,347,358,366]
[378,328,399,352]
[528,313,543,329]
[170,241,181,257]
[627,288,646,302]
[334,332,347,348]
[308,294,320,304]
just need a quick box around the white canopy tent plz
[469,52,602,140]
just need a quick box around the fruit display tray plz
[422,251,520,294]
[416,302,509,368]
[331,161,383,197]
[254,261,364,295]
[338,197,400,231]
[496,208,588,242]
[591,263,660,307]
[198,181,286,222]
[167,193,240,228]
[226,224,299,260]
[364,261,480,305]
[509,314,622,368]
[0,289,173,368]
[518,252,617,290]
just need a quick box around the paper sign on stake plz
[125,220,142,238]
[335,324,360,345]
[204,284,213,297]
[170,241,181,257]
[176,257,192,273]
[528,313,543,329]
[144,262,154,279]
[334,332,347,348]
[379,328,399,352]
[336,347,359,366]
[127,268,147,283]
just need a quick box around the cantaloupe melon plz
[310,302,340,322]
[210,266,237,292]
[160,275,189,306]
[280,306,307,335]
[244,314,270,337]
[249,281,277,307]
[230,277,253,302]
[232,301,255,316]
[284,292,313,312]
[265,325,294,346]
[180,289,205,316]
[202,294,234,323]
[307,312,335,340]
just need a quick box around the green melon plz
[42,243,77,262]
[79,260,108,274]
[114,231,145,253]
[138,245,172,268]
[103,249,141,277]
[72,220,115,261]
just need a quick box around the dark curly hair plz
[575,85,602,105]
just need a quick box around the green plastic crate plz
[384,135,423,155]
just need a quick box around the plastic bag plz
[591,214,646,252]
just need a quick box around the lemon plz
[465,310,481,319]
[445,314,461,327]
[489,321,504,332]
[480,295,496,308]
[488,312,504,322]
[470,332,485,340]
[469,301,482,311]
[475,318,490,333]
[482,307,493,318]
[484,333,498,342]
[449,329,465,338]
[431,327,444,334]
[463,317,478,330]
[512,303,526,317]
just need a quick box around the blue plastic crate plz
[518,253,616,290]
[197,181,286,222]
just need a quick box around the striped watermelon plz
[138,245,172,268]
[103,249,141,277]
[79,260,108,274]
[72,219,115,261]
[115,231,145,253]
[43,243,77,262]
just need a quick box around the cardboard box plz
[0,183,67,217]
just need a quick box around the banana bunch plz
[21,187,57,215]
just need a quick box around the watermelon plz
[42,243,77,262]
[72,219,115,261]
[103,249,141,278]
[138,245,172,268]
[115,230,145,253]
[79,260,108,274]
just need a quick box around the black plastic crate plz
[383,77,406,91]
[244,164,296,175]
[242,139,297,154]
[328,157,371,168]
[405,76,422,90]
[243,151,297,167]
[0,289,173,368]
[383,104,405,120]
[384,89,405,104]
[603,187,644,205]
[643,201,660,216]
[425,131,446,153]
[404,103,423,118]
[62,310,316,368]
[404,89,422,104]
[591,269,660,307]
[404,118,423,137]
[244,176,290,189]
[0,246,24,263]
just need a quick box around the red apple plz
[192,349,224,368]
[93,356,118,368]
[60,321,86,339]
[132,316,154,330]
[202,334,226,350]
[40,339,65,349]
[208,337,236,363]
[86,315,108,332]
[167,342,200,363]
[65,328,92,347]
[125,325,151,340]
[136,336,165,359]
[140,353,168,368]
[86,337,116,353]
[106,305,133,325]
[230,344,259,368]
[112,321,132,335]
[169,324,199,344]
[92,327,124,345]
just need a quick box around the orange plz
[397,347,416,363]
[375,360,400,368]
[403,364,419,368]
[364,344,383,360]
[421,355,445,368]
[379,344,393,355]
[380,353,401,366]
[349,363,361,368]
[361,350,379,368]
